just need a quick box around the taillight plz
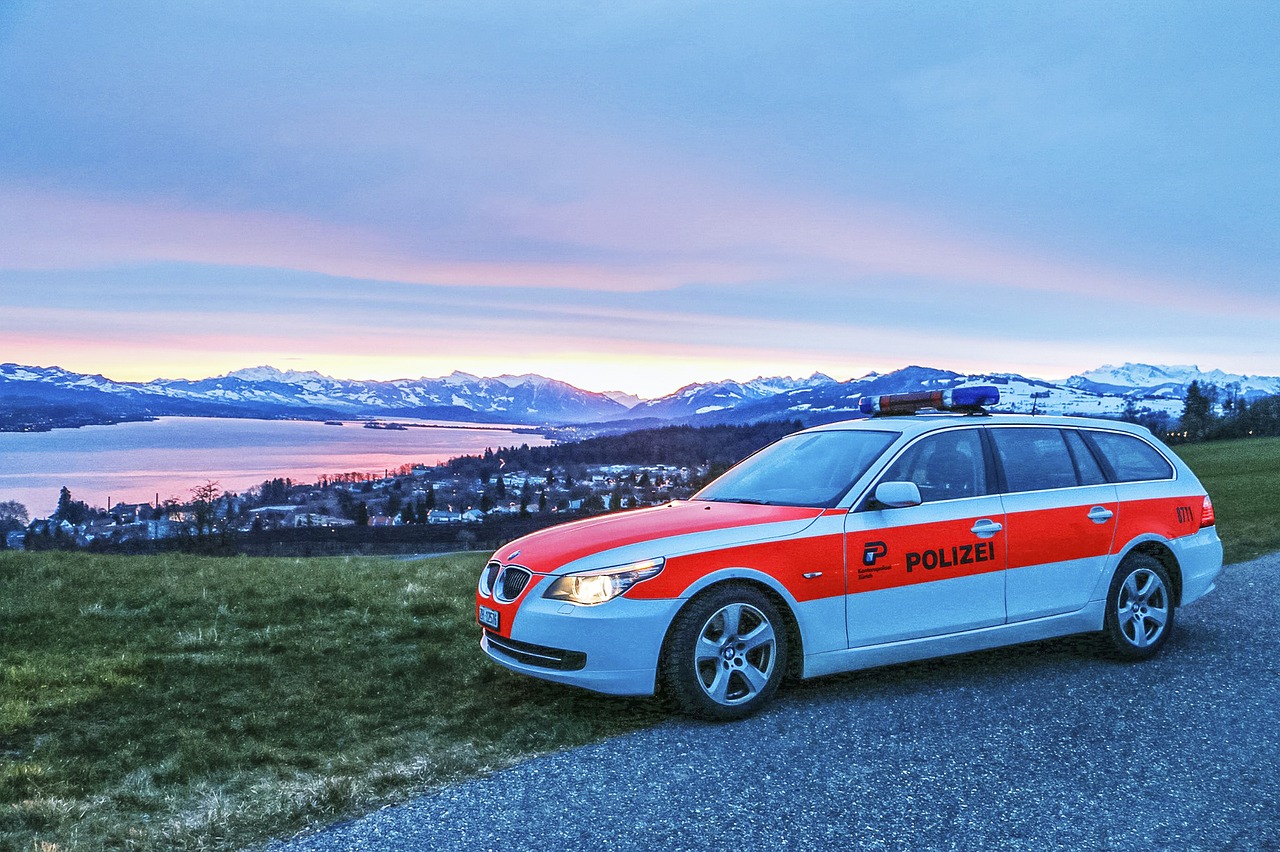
[1200,495,1215,528]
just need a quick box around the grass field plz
[1172,436,1280,564]
[3,436,1277,850]
[1,552,664,850]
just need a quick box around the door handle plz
[970,518,1003,538]
[1087,506,1115,524]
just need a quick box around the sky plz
[1,1,1277,399]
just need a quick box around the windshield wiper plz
[713,498,772,505]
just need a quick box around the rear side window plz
[989,427,1080,493]
[1084,431,1175,482]
[879,428,988,503]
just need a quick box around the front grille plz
[497,566,532,602]
[484,630,587,671]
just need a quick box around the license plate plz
[478,605,500,630]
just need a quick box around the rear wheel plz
[1102,554,1175,659]
[662,584,787,721]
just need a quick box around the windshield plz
[695,429,899,508]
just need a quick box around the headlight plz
[542,558,665,606]
[477,560,502,598]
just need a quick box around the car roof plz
[803,412,1157,440]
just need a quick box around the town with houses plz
[8,457,711,553]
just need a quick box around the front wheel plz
[661,584,787,721]
[1102,554,1175,659]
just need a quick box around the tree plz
[189,480,222,537]
[54,487,89,525]
[257,477,293,505]
[355,502,369,526]
[0,500,29,534]
[425,484,437,511]
[1180,381,1216,441]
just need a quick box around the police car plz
[476,387,1222,720]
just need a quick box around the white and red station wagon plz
[476,388,1223,719]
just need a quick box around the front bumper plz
[480,592,684,696]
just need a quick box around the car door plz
[989,426,1119,621]
[844,427,1007,647]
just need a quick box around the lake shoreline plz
[1,412,550,436]
[0,416,554,517]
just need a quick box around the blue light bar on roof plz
[859,385,1000,416]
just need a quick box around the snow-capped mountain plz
[680,365,1192,426]
[3,360,1277,433]
[144,366,629,423]
[622,374,838,420]
[0,363,627,430]
[1064,363,1280,402]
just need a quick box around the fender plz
[676,565,802,607]
[668,565,847,659]
[1090,532,1178,602]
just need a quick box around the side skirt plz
[803,601,1106,679]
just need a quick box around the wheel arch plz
[1117,538,1184,606]
[657,573,806,686]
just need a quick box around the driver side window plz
[879,429,988,503]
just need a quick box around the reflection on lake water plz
[0,417,551,517]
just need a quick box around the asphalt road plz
[271,553,1280,851]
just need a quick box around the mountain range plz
[3,361,1278,433]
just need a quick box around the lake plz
[0,417,551,517]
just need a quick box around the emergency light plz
[858,385,1000,416]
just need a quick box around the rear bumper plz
[1176,527,1224,606]
[480,593,683,696]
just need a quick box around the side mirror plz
[873,481,922,509]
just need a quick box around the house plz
[291,513,355,528]
[247,505,304,527]
[147,518,188,540]
[110,502,152,523]
[427,510,462,524]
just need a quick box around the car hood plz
[490,500,826,574]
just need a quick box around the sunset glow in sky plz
[2,2,1277,398]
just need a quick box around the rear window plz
[1084,431,1175,482]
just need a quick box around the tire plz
[1102,553,1175,660]
[661,584,787,721]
